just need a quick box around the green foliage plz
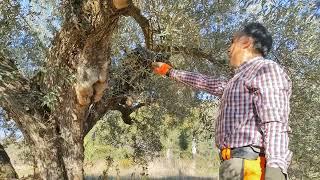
[84,101,220,171]
[178,131,189,151]
[41,88,59,110]
[84,109,163,166]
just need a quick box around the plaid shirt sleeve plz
[169,69,227,97]
[251,62,292,174]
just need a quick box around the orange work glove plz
[152,62,172,76]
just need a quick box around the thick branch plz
[153,45,226,67]
[110,97,146,125]
[0,55,28,93]
[84,96,120,135]
[125,3,153,49]
[84,95,146,135]
[0,55,46,140]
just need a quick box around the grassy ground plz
[84,158,218,179]
[5,144,218,179]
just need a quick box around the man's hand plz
[152,62,172,76]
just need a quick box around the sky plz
[0,108,22,141]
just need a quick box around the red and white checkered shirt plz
[169,56,292,173]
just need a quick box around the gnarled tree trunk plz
[0,0,151,179]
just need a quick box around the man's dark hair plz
[240,22,273,57]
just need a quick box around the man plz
[152,22,292,180]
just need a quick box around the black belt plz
[219,146,265,161]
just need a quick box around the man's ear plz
[240,36,253,49]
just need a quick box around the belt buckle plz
[220,147,231,161]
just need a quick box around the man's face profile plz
[228,33,253,68]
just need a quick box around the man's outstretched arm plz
[152,62,228,98]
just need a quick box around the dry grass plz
[5,144,218,179]
[84,158,218,179]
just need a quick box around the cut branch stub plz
[113,0,129,9]
[110,96,146,125]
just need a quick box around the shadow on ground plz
[85,175,217,180]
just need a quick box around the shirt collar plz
[235,56,263,73]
